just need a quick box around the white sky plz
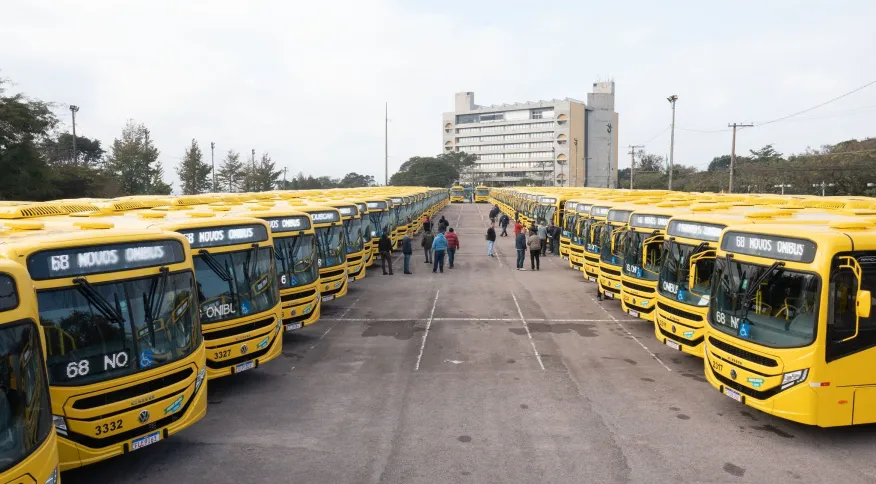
[3,0,875,188]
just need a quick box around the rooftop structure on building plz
[441,82,619,187]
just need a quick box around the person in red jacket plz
[445,227,460,268]
[513,220,524,236]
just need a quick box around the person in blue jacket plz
[431,229,448,274]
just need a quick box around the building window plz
[531,108,555,120]
[556,113,568,125]
[457,114,479,124]
[444,123,453,133]
[444,141,453,151]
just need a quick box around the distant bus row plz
[490,187,876,428]
[0,188,448,482]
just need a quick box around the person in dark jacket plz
[422,216,432,234]
[378,233,394,275]
[421,231,434,263]
[499,214,510,236]
[486,223,497,257]
[515,230,527,270]
[438,215,448,231]
[489,205,500,224]
[550,222,561,255]
[401,231,413,274]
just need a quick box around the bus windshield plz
[600,224,626,264]
[194,247,278,324]
[274,235,319,289]
[343,217,363,253]
[581,219,602,252]
[476,189,489,196]
[622,231,662,281]
[659,241,713,306]
[710,257,819,348]
[39,271,199,385]
[315,226,346,268]
[0,321,52,473]
[369,210,387,237]
[542,206,557,225]
[451,189,464,197]
[563,214,578,236]
[360,215,371,242]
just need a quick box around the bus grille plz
[207,342,272,369]
[659,327,702,346]
[322,282,346,298]
[281,289,317,302]
[708,337,779,368]
[622,279,653,293]
[321,268,346,279]
[203,316,276,341]
[72,368,193,409]
[601,266,621,277]
[710,365,780,399]
[657,302,703,322]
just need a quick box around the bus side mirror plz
[857,290,872,319]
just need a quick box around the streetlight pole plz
[251,148,256,192]
[210,142,215,192]
[628,145,643,189]
[606,123,613,188]
[573,138,579,187]
[727,122,753,193]
[69,105,80,163]
[666,95,677,190]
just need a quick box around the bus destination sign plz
[631,214,671,229]
[590,206,609,217]
[28,240,186,280]
[179,224,269,249]
[367,201,386,210]
[668,221,725,242]
[721,231,817,263]
[308,211,340,224]
[263,216,311,233]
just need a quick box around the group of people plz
[377,215,460,275]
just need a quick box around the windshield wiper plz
[742,261,785,304]
[142,267,169,347]
[198,250,231,281]
[73,277,126,326]
[246,243,260,280]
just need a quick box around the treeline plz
[389,152,477,187]
[618,141,876,196]
[0,77,377,201]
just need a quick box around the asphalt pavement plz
[64,203,876,484]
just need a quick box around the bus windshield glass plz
[194,247,277,324]
[0,321,52,473]
[360,215,371,242]
[39,271,199,385]
[369,210,387,237]
[622,231,661,281]
[710,257,819,348]
[343,217,363,253]
[658,242,713,306]
[542,206,557,225]
[451,189,464,197]
[274,235,319,289]
[581,219,602,252]
[315,226,346,268]
[600,224,626,264]
[476,189,489,197]
[563,214,578,236]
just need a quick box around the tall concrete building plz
[442,82,618,187]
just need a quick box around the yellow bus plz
[354,201,375,268]
[328,202,367,282]
[559,201,579,260]
[474,186,490,203]
[0,260,59,483]
[389,196,410,248]
[568,201,595,272]
[582,205,611,283]
[597,205,637,300]
[705,221,876,426]
[297,205,349,303]
[450,186,465,203]
[366,198,393,262]
[0,222,206,470]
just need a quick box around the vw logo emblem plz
[241,344,249,355]
[730,369,737,380]
[671,325,677,333]
[138,410,150,424]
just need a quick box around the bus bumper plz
[620,277,657,322]
[205,313,283,380]
[598,272,622,300]
[319,271,348,302]
[654,297,706,358]
[281,284,321,331]
[347,253,366,281]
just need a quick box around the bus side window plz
[827,254,876,362]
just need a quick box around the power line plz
[754,78,876,127]
[637,125,671,145]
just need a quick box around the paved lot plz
[66,203,876,483]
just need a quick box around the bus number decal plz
[214,349,232,359]
[710,359,723,373]
[715,311,741,330]
[104,351,129,370]
[66,359,90,379]
[95,419,123,436]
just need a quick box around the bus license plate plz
[666,339,680,350]
[131,431,161,451]
[286,322,302,332]
[589,277,596,282]
[605,292,614,299]
[628,310,640,318]
[723,387,743,403]
[322,295,334,303]
[235,361,255,373]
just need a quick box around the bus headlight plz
[45,466,59,484]
[195,367,207,393]
[781,369,809,390]
[52,415,68,436]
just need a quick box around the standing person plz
[432,229,448,273]
[514,219,524,237]
[515,229,527,271]
[421,230,434,264]
[438,215,448,233]
[550,222,561,255]
[401,231,413,274]
[489,204,499,224]
[422,216,432,234]
[445,227,460,268]
[545,223,556,255]
[486,223,497,257]
[527,229,542,271]
[499,213,510,237]
[537,220,548,256]
[378,232,394,275]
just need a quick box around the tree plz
[216,149,244,192]
[338,172,376,188]
[42,133,105,166]
[390,156,458,187]
[0,78,58,201]
[241,152,282,191]
[176,139,212,194]
[437,151,477,173]
[104,120,171,195]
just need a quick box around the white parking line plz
[319,317,640,322]
[588,295,672,372]
[512,292,545,371]
[311,295,362,349]
[415,290,440,371]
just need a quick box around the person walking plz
[527,229,542,271]
[499,213,510,237]
[550,222,561,255]
[401,231,413,274]
[438,215,448,233]
[486,223,497,257]
[432,229,448,273]
[515,229,527,270]
[489,204,500,224]
[537,220,548,256]
[445,227,460,268]
[514,219,524,237]
[421,230,434,264]
[422,216,432,234]
[378,232,394,275]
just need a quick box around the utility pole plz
[385,102,388,186]
[69,105,80,163]
[627,145,643,190]
[727,122,753,193]
[606,123,613,188]
[284,166,288,190]
[251,149,256,192]
[666,95,678,190]
[210,142,215,192]
[573,138,579,187]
